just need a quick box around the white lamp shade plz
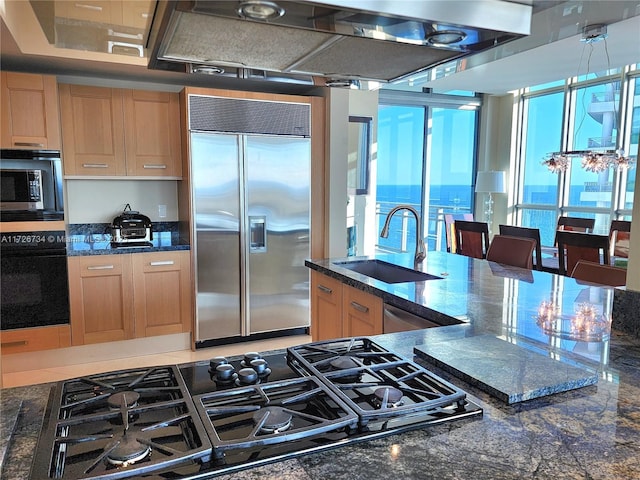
[475,171,506,193]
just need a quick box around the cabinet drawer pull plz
[143,164,167,169]
[150,260,174,266]
[87,265,114,270]
[350,301,369,313]
[317,284,333,294]
[75,3,103,11]
[14,142,44,147]
[82,163,109,168]
[1,340,28,347]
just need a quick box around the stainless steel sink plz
[333,259,442,284]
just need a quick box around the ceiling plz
[1,1,639,95]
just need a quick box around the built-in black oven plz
[0,230,70,330]
[0,149,64,221]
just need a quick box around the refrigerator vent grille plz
[189,96,310,137]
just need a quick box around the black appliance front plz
[0,231,70,330]
[0,149,64,221]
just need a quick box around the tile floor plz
[2,334,311,389]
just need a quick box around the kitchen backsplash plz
[64,179,179,224]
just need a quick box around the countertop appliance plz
[0,149,64,221]
[30,337,482,479]
[110,205,153,247]
[188,94,311,344]
[0,230,69,330]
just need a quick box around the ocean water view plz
[375,184,616,252]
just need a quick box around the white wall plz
[476,94,514,234]
[65,180,179,224]
[326,88,379,257]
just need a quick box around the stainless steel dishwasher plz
[383,303,440,333]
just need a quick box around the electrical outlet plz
[158,204,167,218]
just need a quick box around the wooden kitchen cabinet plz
[59,84,126,176]
[343,284,383,337]
[310,270,344,340]
[59,84,182,178]
[131,251,191,337]
[0,325,71,354]
[310,270,383,340]
[68,251,191,346]
[68,254,135,345]
[123,89,182,177]
[1,72,61,150]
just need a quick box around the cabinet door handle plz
[150,260,174,266]
[87,265,114,270]
[74,3,103,11]
[1,340,28,347]
[14,142,44,147]
[82,163,109,168]
[350,301,369,313]
[317,284,332,294]
[143,164,167,169]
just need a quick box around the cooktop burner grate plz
[287,337,472,425]
[192,376,359,458]
[31,365,212,480]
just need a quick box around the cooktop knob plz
[209,356,228,371]
[242,352,261,368]
[237,367,259,385]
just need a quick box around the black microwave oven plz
[0,149,64,221]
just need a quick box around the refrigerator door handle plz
[249,216,267,253]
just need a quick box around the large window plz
[376,91,479,254]
[516,67,638,242]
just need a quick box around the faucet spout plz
[380,205,426,264]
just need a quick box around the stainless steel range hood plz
[147,0,533,83]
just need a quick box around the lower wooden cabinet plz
[310,270,383,341]
[0,325,71,354]
[68,254,134,345]
[310,270,344,340]
[343,284,383,337]
[131,251,191,338]
[68,251,191,346]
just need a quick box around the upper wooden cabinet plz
[59,84,182,178]
[122,89,182,177]
[59,84,126,176]
[1,72,61,150]
[55,1,154,29]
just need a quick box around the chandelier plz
[542,24,635,174]
[543,149,633,174]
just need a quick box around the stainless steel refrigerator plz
[188,95,311,343]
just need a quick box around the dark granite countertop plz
[66,223,189,256]
[2,251,639,479]
[2,327,639,479]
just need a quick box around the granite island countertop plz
[2,327,639,480]
[3,251,639,479]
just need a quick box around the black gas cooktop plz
[31,338,482,479]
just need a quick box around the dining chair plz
[498,225,542,271]
[570,259,627,287]
[486,235,536,269]
[556,230,610,276]
[608,220,631,258]
[553,216,595,246]
[444,213,474,253]
[454,220,489,259]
